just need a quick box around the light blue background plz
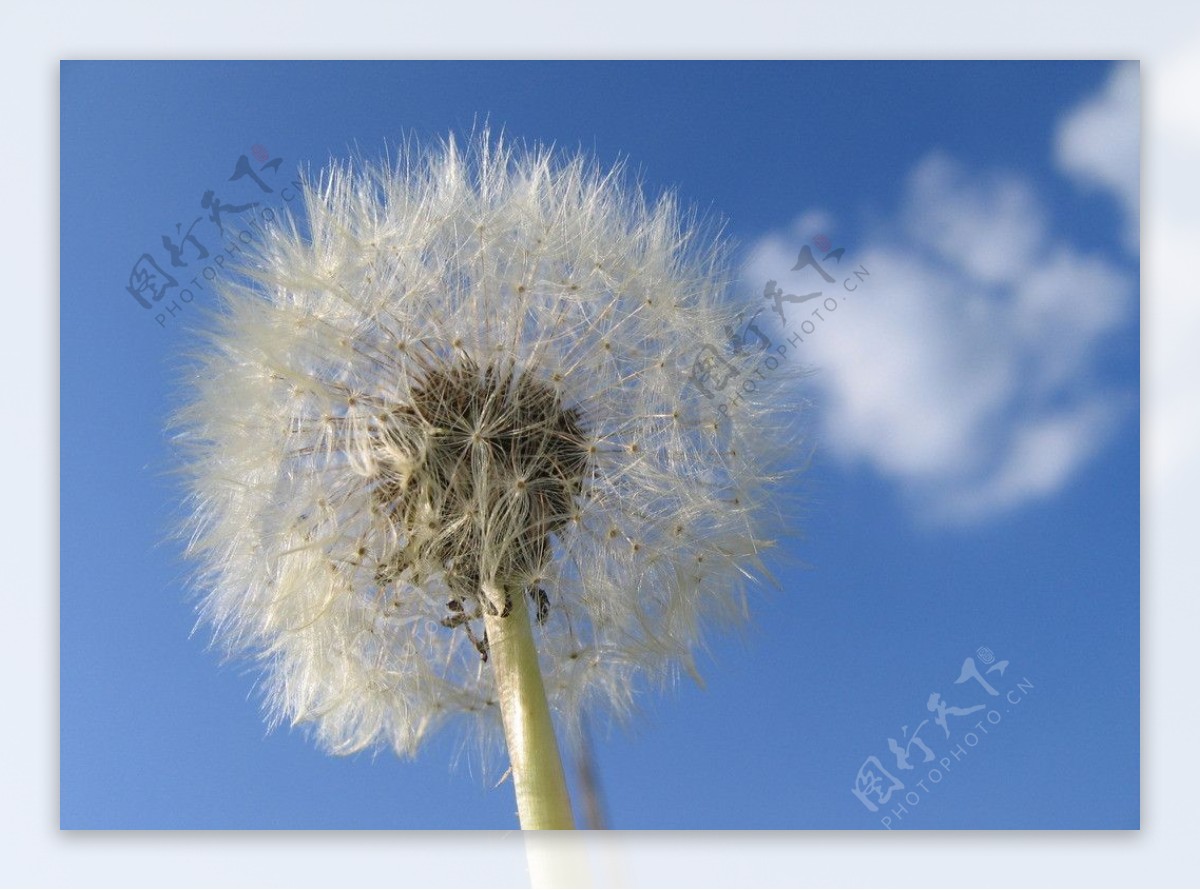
[60,61,1138,829]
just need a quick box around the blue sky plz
[60,61,1139,831]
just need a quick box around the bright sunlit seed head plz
[175,132,804,758]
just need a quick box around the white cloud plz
[936,396,1122,523]
[1056,61,1141,250]
[903,153,1046,285]
[743,151,1135,526]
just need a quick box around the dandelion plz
[176,133,801,829]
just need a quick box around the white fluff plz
[175,133,804,759]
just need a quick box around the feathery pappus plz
[174,132,804,759]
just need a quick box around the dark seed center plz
[370,359,589,604]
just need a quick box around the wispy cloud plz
[744,73,1138,525]
[1056,61,1140,250]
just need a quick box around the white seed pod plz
[175,132,805,759]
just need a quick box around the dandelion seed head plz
[176,132,803,759]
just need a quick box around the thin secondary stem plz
[482,583,576,830]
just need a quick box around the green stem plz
[482,583,575,830]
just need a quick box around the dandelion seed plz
[175,132,802,827]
